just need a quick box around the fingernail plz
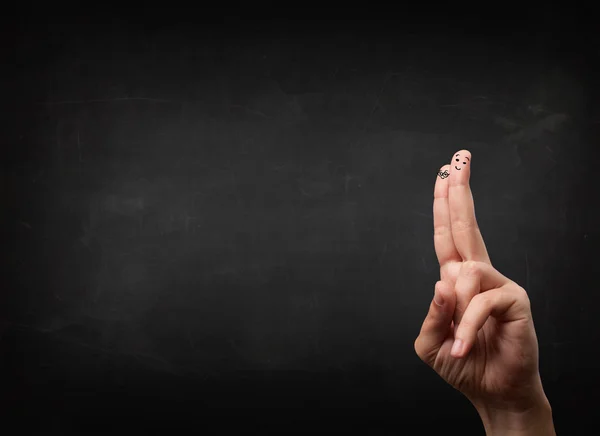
[433,288,444,306]
[451,339,464,357]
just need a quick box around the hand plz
[414,150,555,435]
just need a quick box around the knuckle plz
[514,285,531,308]
[434,224,451,237]
[454,285,468,299]
[515,284,528,296]
[452,219,477,233]
[490,291,505,307]
[414,337,424,359]
[462,260,480,276]
[470,291,485,304]
[458,318,474,333]
[473,291,492,309]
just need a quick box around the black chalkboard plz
[2,11,598,434]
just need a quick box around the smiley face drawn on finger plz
[454,153,470,171]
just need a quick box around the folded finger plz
[451,285,530,358]
[414,281,456,366]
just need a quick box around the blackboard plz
[2,11,598,434]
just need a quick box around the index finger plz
[448,150,491,263]
[434,164,461,268]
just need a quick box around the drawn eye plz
[463,162,466,164]
[455,158,459,162]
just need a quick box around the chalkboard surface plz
[2,12,598,434]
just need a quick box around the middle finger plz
[448,149,491,264]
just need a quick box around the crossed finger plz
[434,150,491,269]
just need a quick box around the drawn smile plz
[454,166,461,170]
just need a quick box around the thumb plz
[414,280,456,366]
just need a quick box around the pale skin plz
[414,150,556,436]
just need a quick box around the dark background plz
[1,8,598,434]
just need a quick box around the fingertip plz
[450,149,472,184]
[450,338,466,358]
[436,280,455,304]
[433,282,445,306]
[451,326,475,358]
[429,282,453,320]
[454,149,472,159]
[436,164,451,181]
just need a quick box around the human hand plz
[414,150,555,435]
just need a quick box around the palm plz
[435,299,537,403]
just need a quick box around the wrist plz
[473,390,555,436]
